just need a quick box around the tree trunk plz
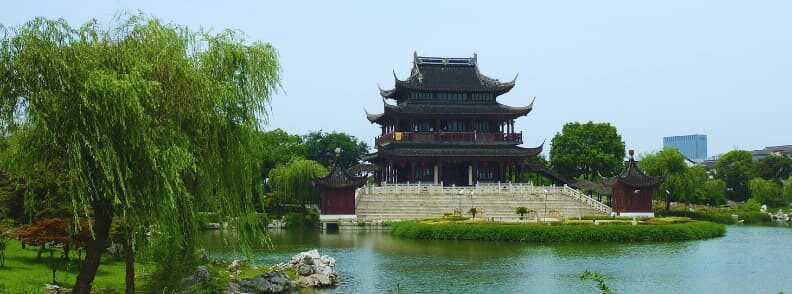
[72,200,113,294]
[124,233,134,294]
[666,195,671,211]
[37,244,45,260]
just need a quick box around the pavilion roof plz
[609,151,665,188]
[380,53,516,100]
[312,158,368,189]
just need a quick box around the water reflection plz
[201,226,792,293]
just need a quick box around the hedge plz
[390,220,725,243]
[654,210,771,225]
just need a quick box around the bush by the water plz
[390,220,725,243]
[285,210,319,228]
[654,210,771,224]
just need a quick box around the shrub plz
[737,212,771,224]
[390,220,725,243]
[654,210,738,224]
[285,208,319,228]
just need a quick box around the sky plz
[4,1,791,157]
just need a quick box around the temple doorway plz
[442,163,468,186]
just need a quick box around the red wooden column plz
[498,161,504,182]
[438,161,444,185]
[409,161,416,182]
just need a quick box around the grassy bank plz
[654,210,771,224]
[390,219,725,243]
[0,239,131,292]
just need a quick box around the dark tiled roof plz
[612,157,664,188]
[312,160,368,189]
[383,100,533,117]
[570,179,613,195]
[346,163,381,175]
[364,108,385,123]
[381,53,516,100]
[366,98,533,123]
[521,163,572,185]
[375,145,542,159]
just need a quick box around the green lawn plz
[0,239,132,293]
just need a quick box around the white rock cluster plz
[275,249,337,287]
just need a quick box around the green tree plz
[753,154,792,183]
[638,148,689,210]
[303,131,369,168]
[685,166,709,204]
[0,14,279,293]
[550,122,625,180]
[268,158,326,210]
[715,150,754,202]
[703,179,727,205]
[260,128,305,180]
[784,175,792,204]
[749,178,784,207]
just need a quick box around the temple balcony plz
[375,131,522,146]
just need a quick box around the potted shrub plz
[516,207,528,220]
[468,207,478,219]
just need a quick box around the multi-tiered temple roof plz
[363,53,543,186]
[379,53,516,101]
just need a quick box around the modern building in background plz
[663,134,707,162]
[750,145,792,160]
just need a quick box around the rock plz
[228,259,243,272]
[180,266,211,289]
[206,222,221,230]
[268,271,292,287]
[44,284,71,294]
[225,249,338,293]
[309,273,333,286]
[315,264,334,276]
[298,264,314,276]
[251,276,274,292]
[320,255,335,267]
[195,266,211,281]
[296,276,320,287]
[306,249,321,260]
[302,255,314,265]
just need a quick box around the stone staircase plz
[355,183,610,222]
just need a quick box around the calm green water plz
[204,225,792,293]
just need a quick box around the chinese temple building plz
[363,53,542,186]
[609,150,664,217]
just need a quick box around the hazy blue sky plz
[4,1,791,157]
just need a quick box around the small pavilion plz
[609,150,664,217]
[312,149,368,230]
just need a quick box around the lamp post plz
[544,189,549,221]
[457,189,464,216]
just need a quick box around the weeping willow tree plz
[0,14,279,293]
[268,158,326,210]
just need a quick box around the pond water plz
[204,225,792,293]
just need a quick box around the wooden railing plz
[375,131,522,145]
